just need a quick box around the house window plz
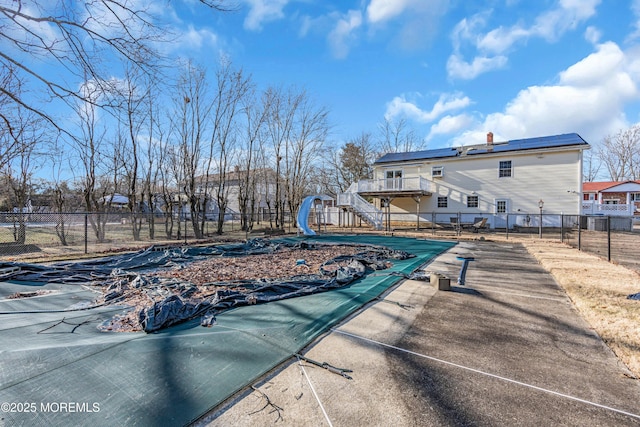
[496,199,508,213]
[431,166,444,178]
[385,170,403,190]
[498,160,512,178]
[467,195,478,208]
[631,193,640,201]
[437,196,448,208]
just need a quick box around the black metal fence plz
[0,211,294,259]
[334,209,640,273]
[3,208,639,274]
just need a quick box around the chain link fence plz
[0,211,295,259]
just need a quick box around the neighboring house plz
[194,168,279,218]
[338,132,590,229]
[583,180,640,216]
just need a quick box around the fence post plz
[607,215,611,262]
[84,213,88,254]
[431,212,435,235]
[505,214,509,240]
[560,214,564,243]
[578,215,582,251]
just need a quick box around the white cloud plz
[584,26,601,44]
[446,54,508,80]
[427,114,476,140]
[366,0,421,24]
[629,0,640,41]
[559,42,624,87]
[174,25,219,51]
[449,0,600,80]
[449,41,639,146]
[531,0,599,41]
[243,0,290,31]
[385,92,472,123]
[327,10,363,59]
[450,13,490,51]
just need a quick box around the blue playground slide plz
[297,195,321,235]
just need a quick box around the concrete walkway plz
[200,240,640,426]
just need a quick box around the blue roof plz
[374,133,589,164]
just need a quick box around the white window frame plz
[431,166,444,178]
[495,199,508,214]
[498,160,512,178]
[467,195,479,208]
[437,196,448,208]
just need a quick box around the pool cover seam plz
[333,328,640,421]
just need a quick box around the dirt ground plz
[520,238,640,378]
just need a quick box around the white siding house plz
[338,133,590,229]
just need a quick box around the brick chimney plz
[487,132,494,145]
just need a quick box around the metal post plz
[432,212,435,235]
[560,214,564,243]
[578,215,582,251]
[538,199,544,239]
[456,256,475,286]
[84,213,88,254]
[505,214,509,240]
[607,215,611,262]
[539,209,542,238]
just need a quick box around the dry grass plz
[522,239,640,378]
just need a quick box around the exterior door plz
[386,170,402,190]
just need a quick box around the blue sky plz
[162,0,640,150]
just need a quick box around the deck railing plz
[582,201,635,216]
[353,176,431,193]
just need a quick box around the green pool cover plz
[0,235,455,426]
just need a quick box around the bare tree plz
[583,148,601,182]
[2,109,44,244]
[599,125,640,181]
[0,64,24,171]
[284,92,329,225]
[263,86,301,229]
[47,136,74,245]
[205,62,251,235]
[237,85,268,231]
[173,62,211,239]
[73,82,119,243]
[0,0,229,135]
[377,117,423,154]
[116,66,152,241]
[141,92,165,240]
